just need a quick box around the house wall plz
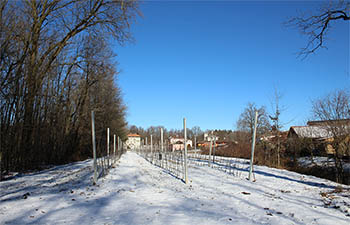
[169,138,192,148]
[169,141,193,151]
[172,144,183,151]
[125,137,141,149]
[203,133,219,142]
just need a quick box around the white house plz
[125,134,141,150]
[169,137,192,151]
[203,132,219,142]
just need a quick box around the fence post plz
[114,134,116,163]
[209,135,212,167]
[91,111,97,184]
[248,111,258,181]
[194,135,197,150]
[213,137,216,163]
[144,137,146,156]
[184,118,188,184]
[151,134,153,163]
[161,128,163,152]
[161,128,163,167]
[0,117,2,181]
[118,136,120,152]
[107,128,110,167]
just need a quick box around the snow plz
[298,156,350,173]
[291,126,332,139]
[1,152,350,224]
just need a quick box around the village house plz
[287,119,350,156]
[197,141,228,148]
[259,131,289,153]
[125,133,141,150]
[203,132,218,142]
[169,137,193,151]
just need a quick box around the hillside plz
[1,152,349,225]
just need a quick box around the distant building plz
[260,131,289,142]
[169,137,192,151]
[287,119,350,155]
[203,132,218,142]
[198,141,228,148]
[288,126,332,140]
[307,119,350,127]
[125,134,141,150]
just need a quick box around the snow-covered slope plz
[1,152,349,225]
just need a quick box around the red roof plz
[128,133,140,137]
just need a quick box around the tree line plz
[0,0,139,176]
[128,125,204,146]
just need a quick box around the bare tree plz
[0,0,139,173]
[269,87,288,167]
[237,102,271,140]
[145,126,167,146]
[286,0,349,58]
[312,89,350,183]
[191,126,202,141]
[18,0,139,166]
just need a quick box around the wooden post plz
[184,118,188,184]
[161,128,163,152]
[0,117,2,181]
[194,135,197,150]
[161,128,163,167]
[107,128,110,167]
[248,111,258,181]
[113,134,116,161]
[118,136,120,152]
[213,135,216,163]
[209,139,212,167]
[91,111,97,184]
[151,134,153,163]
[145,136,148,158]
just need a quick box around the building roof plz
[289,126,332,139]
[169,137,192,144]
[307,119,350,126]
[289,119,350,140]
[260,131,289,142]
[128,133,140,137]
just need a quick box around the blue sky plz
[115,0,349,131]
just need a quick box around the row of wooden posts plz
[91,111,259,185]
[91,111,124,184]
[137,113,259,183]
[137,112,259,183]
[136,118,189,184]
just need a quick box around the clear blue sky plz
[115,0,349,131]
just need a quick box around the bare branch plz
[286,1,350,58]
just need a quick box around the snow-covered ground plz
[298,156,350,173]
[1,152,350,225]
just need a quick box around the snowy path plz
[1,152,350,224]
